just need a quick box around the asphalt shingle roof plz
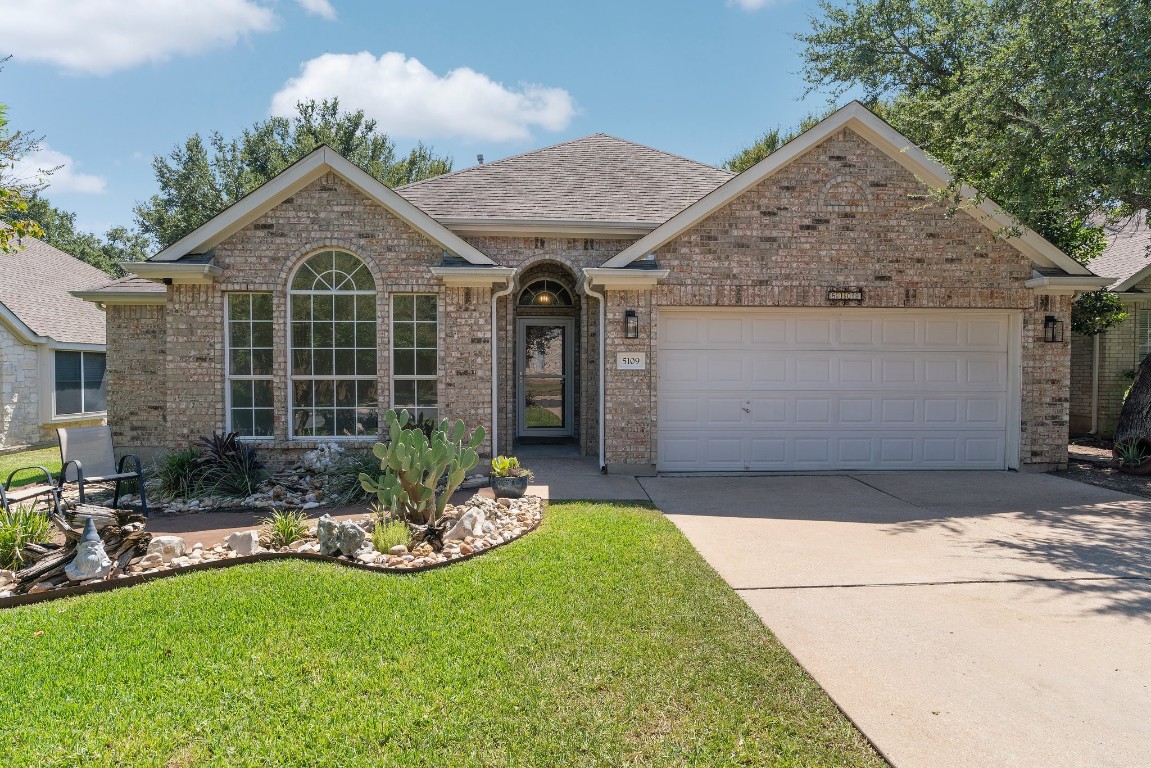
[1088,211,1151,288]
[0,236,111,345]
[397,134,734,225]
[82,275,166,295]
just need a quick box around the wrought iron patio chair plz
[0,465,62,517]
[57,426,149,516]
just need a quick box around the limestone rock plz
[316,514,366,556]
[388,545,408,556]
[444,508,485,542]
[147,535,187,563]
[226,530,261,556]
[0,569,14,589]
[138,552,165,569]
[65,518,113,582]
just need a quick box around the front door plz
[517,318,574,437]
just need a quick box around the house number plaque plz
[827,287,864,302]
[616,352,646,370]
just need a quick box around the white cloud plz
[297,0,336,20]
[0,0,277,75]
[727,0,780,9]
[270,52,577,142]
[10,146,107,194]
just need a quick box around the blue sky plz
[1,0,843,238]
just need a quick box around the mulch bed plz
[1057,439,1151,498]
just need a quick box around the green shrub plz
[259,509,310,549]
[151,447,204,499]
[323,450,380,506]
[372,516,411,553]
[0,505,53,570]
[195,432,268,498]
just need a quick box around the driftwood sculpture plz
[10,506,151,595]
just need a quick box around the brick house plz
[0,235,110,448]
[77,102,1106,472]
[1068,211,1151,437]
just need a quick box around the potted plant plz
[489,455,534,498]
[1113,438,1151,475]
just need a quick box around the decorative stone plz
[0,569,15,589]
[444,508,485,542]
[458,543,474,556]
[138,552,164,569]
[301,501,320,510]
[147,536,187,563]
[388,545,408,556]
[65,518,113,582]
[226,530,261,556]
[316,514,366,556]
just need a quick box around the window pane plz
[291,261,319,290]
[314,349,333,376]
[231,380,253,409]
[357,381,378,408]
[253,380,274,408]
[230,321,251,348]
[416,380,437,407]
[416,322,436,348]
[251,349,273,375]
[416,295,436,321]
[253,409,274,437]
[313,322,333,349]
[356,322,375,348]
[251,293,273,319]
[313,294,333,321]
[356,294,375,320]
[334,295,355,322]
[252,321,272,348]
[356,348,376,376]
[55,351,83,415]
[335,322,356,348]
[315,380,335,408]
[392,323,414,349]
[291,322,311,348]
[356,408,377,435]
[83,354,107,412]
[230,349,252,377]
[293,381,313,409]
[334,349,355,376]
[292,349,311,376]
[291,296,309,320]
[229,295,250,321]
[231,409,254,436]
[393,295,414,321]
[336,381,356,408]
[394,349,415,376]
[416,349,436,376]
[393,380,415,406]
[349,264,374,291]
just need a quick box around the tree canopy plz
[0,100,46,252]
[722,113,829,173]
[2,194,150,276]
[134,98,454,248]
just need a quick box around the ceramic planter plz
[490,475,529,498]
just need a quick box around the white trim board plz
[601,102,1093,277]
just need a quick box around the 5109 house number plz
[616,352,646,370]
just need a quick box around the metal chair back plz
[58,426,118,481]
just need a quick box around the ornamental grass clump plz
[259,509,311,549]
[195,431,268,498]
[152,447,204,500]
[0,505,53,570]
[322,450,380,506]
[359,409,485,529]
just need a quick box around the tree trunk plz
[1115,354,1151,444]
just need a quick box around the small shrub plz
[491,455,534,480]
[259,509,310,549]
[372,516,411,553]
[0,505,54,570]
[322,450,380,506]
[152,447,204,499]
[196,432,268,498]
[1115,440,1148,467]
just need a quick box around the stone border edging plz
[0,512,543,611]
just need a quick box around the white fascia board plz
[128,262,223,285]
[437,217,656,238]
[583,268,670,290]
[429,266,516,288]
[71,288,167,306]
[1023,275,1112,294]
[602,102,1091,277]
[150,147,494,266]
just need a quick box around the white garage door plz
[657,310,1014,471]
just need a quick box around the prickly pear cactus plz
[359,409,486,525]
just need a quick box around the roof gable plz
[0,236,109,345]
[396,134,734,230]
[600,102,1092,277]
[150,146,494,265]
[1091,211,1151,291]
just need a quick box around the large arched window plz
[518,279,573,307]
[289,250,377,438]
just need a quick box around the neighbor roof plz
[1087,211,1151,291]
[0,236,110,345]
[397,134,734,227]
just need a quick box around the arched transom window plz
[518,279,573,307]
[289,250,377,438]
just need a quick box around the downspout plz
[1090,332,1100,435]
[582,272,607,472]
[491,279,515,459]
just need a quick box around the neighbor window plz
[289,250,378,438]
[54,351,106,416]
[391,294,438,422]
[226,293,275,437]
[1140,307,1151,360]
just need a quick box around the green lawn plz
[0,503,885,768]
[0,447,61,489]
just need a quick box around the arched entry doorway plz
[514,265,580,444]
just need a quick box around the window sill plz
[46,412,108,424]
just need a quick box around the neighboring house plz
[0,235,111,448]
[76,102,1107,473]
[1069,211,1151,437]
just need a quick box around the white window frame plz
[225,293,276,439]
[52,349,107,418]
[1138,306,1151,361]
[288,251,378,440]
[390,294,439,423]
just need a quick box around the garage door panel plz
[657,309,1012,471]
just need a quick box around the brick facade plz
[102,128,1072,471]
[1068,291,1151,437]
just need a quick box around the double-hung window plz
[391,295,438,422]
[54,351,106,416]
[226,293,275,437]
[289,250,378,438]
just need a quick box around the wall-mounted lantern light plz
[625,309,639,339]
[1043,315,1064,343]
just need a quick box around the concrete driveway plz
[641,472,1151,768]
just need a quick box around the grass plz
[0,503,885,768]
[0,447,61,489]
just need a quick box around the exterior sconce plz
[1044,315,1064,343]
[625,309,639,339]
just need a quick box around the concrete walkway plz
[642,472,1151,768]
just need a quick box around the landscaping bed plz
[0,502,886,767]
[1059,439,1151,498]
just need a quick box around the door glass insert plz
[523,324,566,430]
